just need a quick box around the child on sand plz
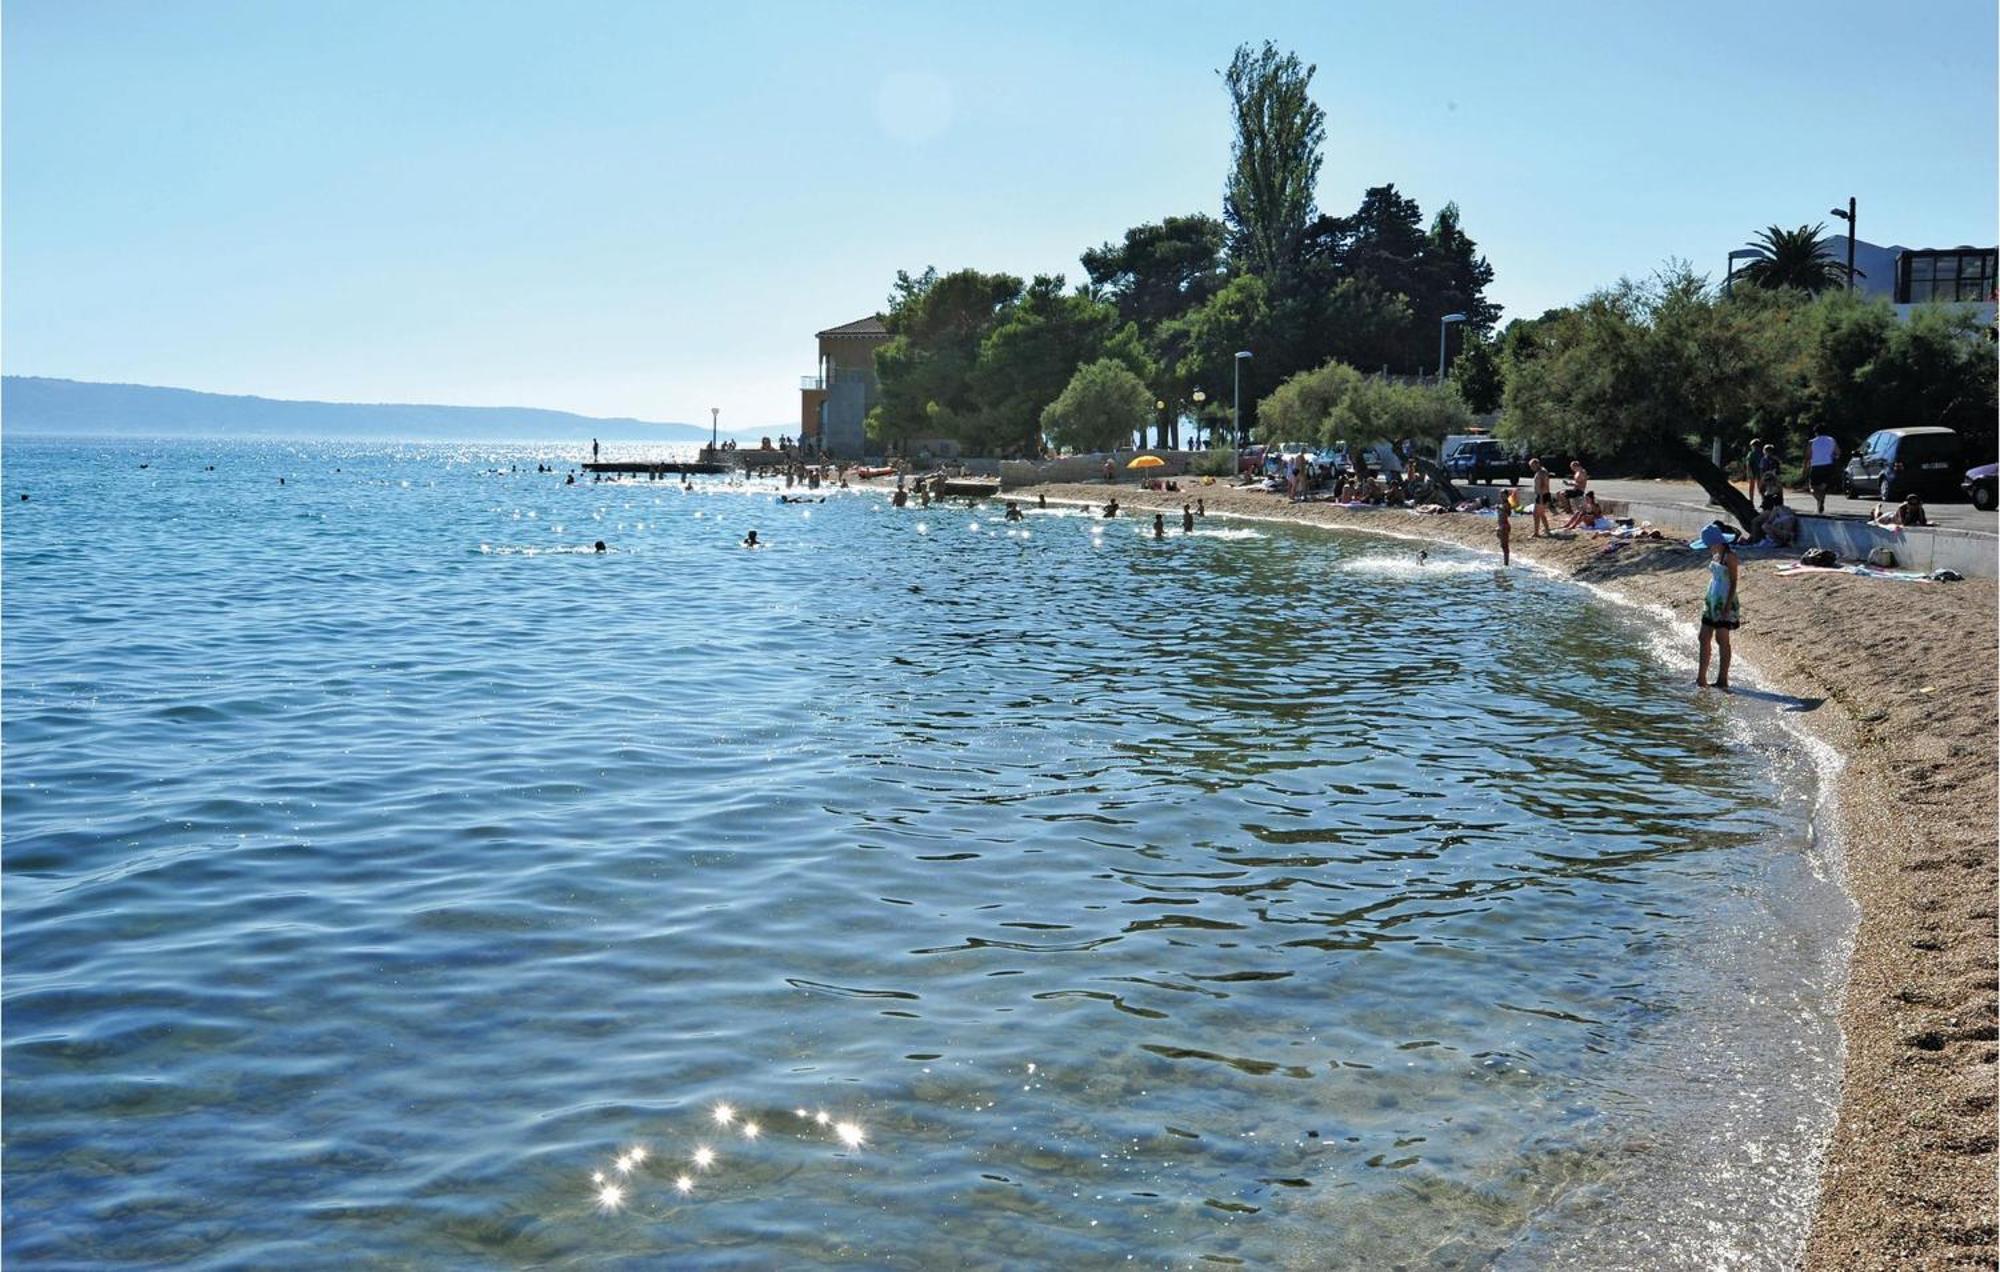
[1694,524,1739,690]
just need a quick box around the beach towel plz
[1775,563,1935,583]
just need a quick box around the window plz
[1899,249,1999,303]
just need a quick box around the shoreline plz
[1014,479,1998,1269]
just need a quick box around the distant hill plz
[2,377,739,443]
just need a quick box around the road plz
[1462,475,1998,536]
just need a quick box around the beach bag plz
[1866,546,1897,568]
[1800,548,1835,567]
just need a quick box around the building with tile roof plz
[800,316,889,458]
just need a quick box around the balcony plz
[800,376,826,391]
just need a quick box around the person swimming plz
[594,540,607,553]
[1005,501,1024,521]
[743,530,761,548]
[1182,503,1194,533]
[1037,492,1046,509]
[1102,498,1119,518]
[1153,512,1166,539]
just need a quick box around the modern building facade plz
[800,316,889,459]
[1732,235,1997,325]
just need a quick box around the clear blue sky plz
[6,0,1994,429]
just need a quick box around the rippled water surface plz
[4,440,1853,1268]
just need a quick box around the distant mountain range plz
[2,377,744,443]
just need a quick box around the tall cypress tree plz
[1219,42,1324,289]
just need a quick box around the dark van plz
[1842,427,1963,500]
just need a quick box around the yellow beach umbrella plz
[1126,454,1166,469]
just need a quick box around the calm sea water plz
[3,439,1853,1269]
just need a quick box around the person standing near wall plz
[1806,427,1841,514]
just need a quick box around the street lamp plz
[710,407,720,456]
[1725,248,1764,294]
[1156,398,1169,451]
[1232,350,1252,448]
[1438,314,1467,379]
[1829,196,1857,291]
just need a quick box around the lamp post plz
[1232,350,1252,449]
[1438,314,1467,379]
[1830,196,1857,291]
[1725,248,1764,295]
[710,407,720,454]
[1156,399,1169,451]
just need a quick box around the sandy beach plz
[1018,479,1998,1269]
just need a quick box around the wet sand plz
[1022,480,1998,1269]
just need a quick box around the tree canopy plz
[1041,359,1156,454]
[868,40,1503,455]
[1733,223,1849,294]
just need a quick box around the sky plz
[6,0,1996,429]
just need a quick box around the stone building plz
[800,315,888,458]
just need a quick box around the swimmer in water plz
[1182,503,1194,533]
[565,473,576,485]
[1102,498,1119,518]
[1196,498,1205,517]
[1005,501,1024,522]
[594,540,607,553]
[743,530,761,548]
[1418,549,1429,566]
[1153,512,1165,539]
[1037,492,1047,509]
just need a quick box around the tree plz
[1220,42,1324,287]
[1424,202,1502,333]
[1496,263,1785,526]
[1453,335,1503,413]
[1080,214,1228,330]
[1159,274,1275,440]
[1733,223,1849,294]
[868,268,1023,452]
[967,275,1149,456]
[1258,359,1364,441]
[1323,376,1471,449]
[1041,359,1155,454]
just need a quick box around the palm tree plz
[1733,223,1850,294]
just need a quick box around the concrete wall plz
[994,451,1196,489]
[1603,494,1996,578]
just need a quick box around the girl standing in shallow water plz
[1494,495,1512,565]
[1694,523,1740,689]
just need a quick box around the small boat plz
[855,465,896,479]
[938,477,1001,500]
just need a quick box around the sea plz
[2,438,1856,1269]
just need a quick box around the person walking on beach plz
[1808,422,1832,512]
[1103,457,1116,483]
[1495,494,1513,565]
[1743,437,1763,503]
[1529,458,1553,538]
[1695,524,1739,690]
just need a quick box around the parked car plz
[1445,438,1526,486]
[1842,427,1963,500]
[1965,462,1998,511]
[1236,444,1267,476]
